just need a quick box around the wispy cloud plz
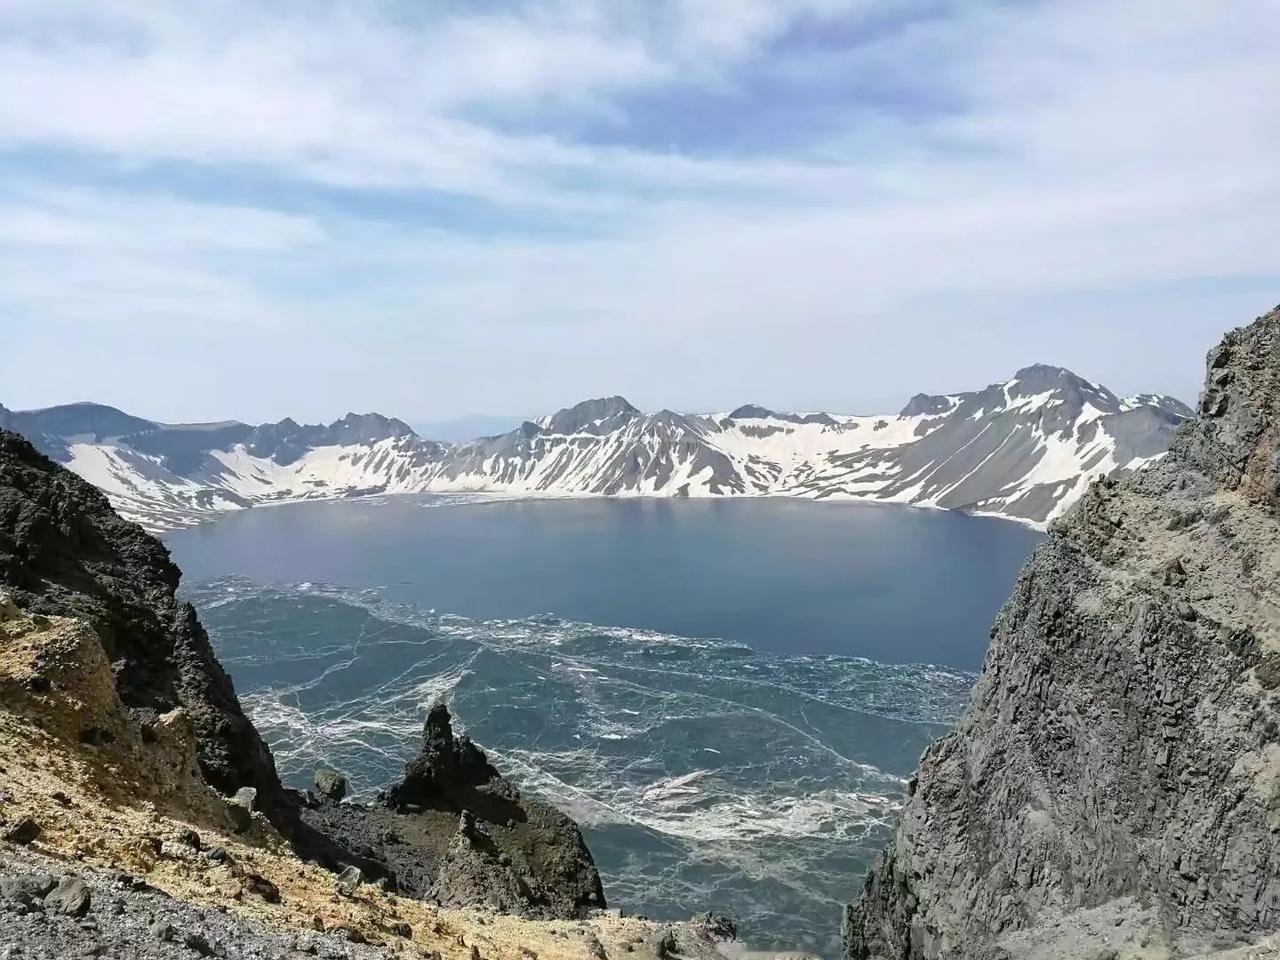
[0,0,1276,421]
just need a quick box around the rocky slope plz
[0,594,730,959]
[0,430,738,958]
[1,366,1189,531]
[844,305,1280,958]
[0,428,280,801]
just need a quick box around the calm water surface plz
[166,496,1041,955]
[169,496,1040,666]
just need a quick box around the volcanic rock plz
[845,305,1280,958]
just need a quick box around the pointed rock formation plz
[386,702,512,810]
[845,305,1280,958]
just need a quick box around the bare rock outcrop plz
[0,429,607,923]
[0,430,280,803]
[302,704,607,918]
[845,305,1280,958]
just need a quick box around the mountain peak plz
[329,412,417,441]
[1173,303,1280,511]
[1006,363,1122,411]
[0,401,158,442]
[1012,362,1074,379]
[1008,363,1100,394]
[543,396,641,435]
[899,393,956,417]
[581,396,639,416]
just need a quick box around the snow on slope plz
[0,366,1192,532]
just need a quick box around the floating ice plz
[187,576,973,956]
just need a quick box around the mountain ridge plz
[1,366,1192,532]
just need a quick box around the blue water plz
[166,496,1042,955]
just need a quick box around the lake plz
[167,496,1042,955]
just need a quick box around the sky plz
[2,0,1278,425]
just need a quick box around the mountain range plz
[0,364,1192,532]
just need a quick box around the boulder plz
[313,769,347,803]
[2,817,39,845]
[43,877,91,917]
[335,866,362,897]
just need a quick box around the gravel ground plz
[0,846,395,960]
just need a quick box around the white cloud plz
[0,0,1276,419]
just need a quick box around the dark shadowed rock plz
[385,704,510,811]
[302,702,606,918]
[2,817,40,846]
[845,305,1280,959]
[0,430,280,803]
[1,873,57,907]
[240,873,281,904]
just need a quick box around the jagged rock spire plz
[1172,304,1280,510]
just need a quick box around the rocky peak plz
[1010,361,1075,382]
[845,304,1280,959]
[323,700,610,918]
[0,402,157,443]
[327,412,417,444]
[543,396,640,435]
[1007,363,1121,410]
[1172,304,1280,511]
[726,404,841,427]
[386,703,501,809]
[899,393,955,417]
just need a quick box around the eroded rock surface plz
[0,430,606,925]
[845,305,1280,958]
[302,704,606,918]
[0,430,279,801]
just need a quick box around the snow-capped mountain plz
[0,365,1192,532]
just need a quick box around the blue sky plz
[1,0,1277,424]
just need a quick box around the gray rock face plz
[245,412,419,466]
[315,768,348,802]
[43,877,91,917]
[844,305,1280,959]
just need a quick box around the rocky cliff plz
[844,306,1280,958]
[0,598,729,960]
[0,428,281,800]
[0,429,675,957]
